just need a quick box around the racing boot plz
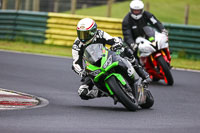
[128,58,151,87]
[78,85,108,100]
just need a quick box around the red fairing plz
[154,53,162,58]
[165,48,171,63]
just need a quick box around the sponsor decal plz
[150,17,157,24]
[132,26,137,29]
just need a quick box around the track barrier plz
[0,10,200,59]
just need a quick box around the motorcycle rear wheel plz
[106,76,139,111]
[140,89,154,109]
[157,56,174,85]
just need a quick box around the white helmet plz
[130,0,144,20]
[77,18,97,45]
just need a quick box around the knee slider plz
[78,85,90,100]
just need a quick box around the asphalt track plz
[0,50,200,133]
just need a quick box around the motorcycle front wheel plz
[157,56,174,85]
[106,76,139,111]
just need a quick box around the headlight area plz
[89,69,102,77]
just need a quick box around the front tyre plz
[157,56,174,85]
[106,76,139,111]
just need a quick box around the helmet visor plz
[131,9,143,15]
[77,30,92,43]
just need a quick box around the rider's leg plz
[78,77,107,100]
[123,47,151,83]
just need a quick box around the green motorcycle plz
[83,43,154,111]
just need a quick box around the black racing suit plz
[72,29,149,100]
[122,11,165,60]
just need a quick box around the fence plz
[1,0,119,13]
[0,10,48,43]
[0,10,200,59]
[46,12,122,46]
[165,24,200,58]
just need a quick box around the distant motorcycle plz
[83,43,154,111]
[136,26,174,85]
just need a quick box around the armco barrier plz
[165,24,200,58]
[0,10,200,59]
[15,11,48,43]
[0,10,17,40]
[0,10,48,43]
[45,13,122,46]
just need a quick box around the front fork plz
[150,48,171,68]
[141,48,171,79]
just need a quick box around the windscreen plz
[143,26,155,39]
[83,43,104,65]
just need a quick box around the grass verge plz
[65,0,200,25]
[0,40,200,70]
[0,40,72,57]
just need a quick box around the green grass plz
[66,0,200,26]
[171,58,200,70]
[0,40,200,70]
[0,40,72,57]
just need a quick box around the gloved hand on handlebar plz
[111,37,123,51]
[131,42,138,52]
[162,29,168,36]
[79,69,86,78]
[111,43,122,51]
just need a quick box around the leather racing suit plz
[122,11,166,60]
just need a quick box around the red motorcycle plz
[136,26,174,85]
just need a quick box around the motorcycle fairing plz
[137,31,169,57]
[104,73,127,95]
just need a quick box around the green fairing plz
[105,73,126,86]
[94,62,119,82]
[105,83,114,95]
[85,47,125,96]
[86,62,101,71]
[104,73,126,95]
[101,47,108,68]
[149,37,155,42]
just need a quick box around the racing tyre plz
[140,89,154,109]
[157,56,174,85]
[106,76,139,111]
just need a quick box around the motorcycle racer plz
[122,0,168,61]
[72,18,150,100]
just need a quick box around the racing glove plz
[79,69,86,78]
[162,29,168,36]
[111,37,123,51]
[111,43,122,51]
[131,42,138,52]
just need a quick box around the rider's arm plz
[144,11,165,32]
[97,30,122,46]
[72,39,84,75]
[122,14,135,47]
